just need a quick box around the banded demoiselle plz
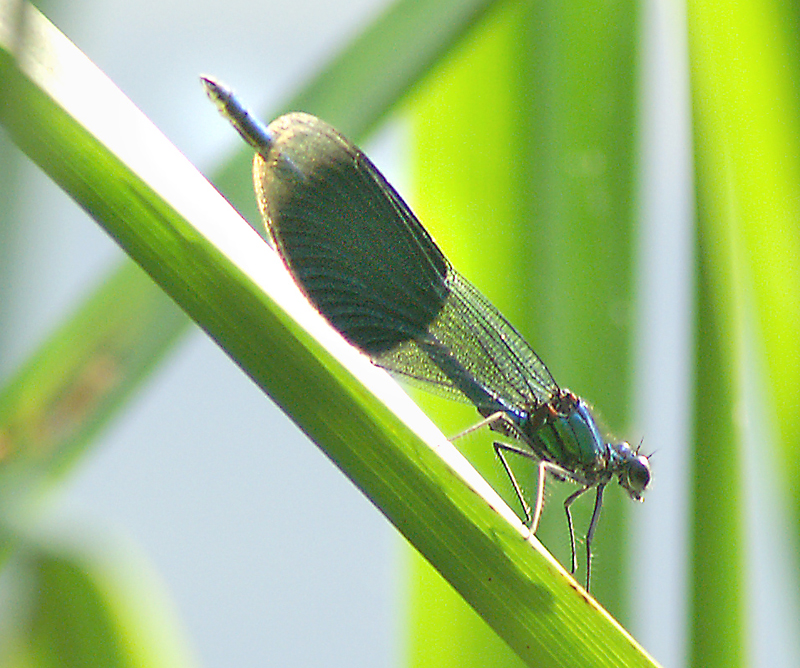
[203,76,651,592]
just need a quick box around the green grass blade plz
[687,0,800,663]
[0,3,660,664]
[690,224,747,667]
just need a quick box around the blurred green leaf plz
[687,0,800,664]
[0,263,186,483]
[3,543,194,668]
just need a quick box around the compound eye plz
[625,456,651,498]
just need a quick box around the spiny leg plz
[584,483,606,593]
[493,442,535,527]
[532,460,562,535]
[564,485,592,577]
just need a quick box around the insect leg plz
[493,442,535,526]
[451,411,512,441]
[531,460,571,535]
[495,443,577,540]
[584,483,606,593]
[564,485,592,577]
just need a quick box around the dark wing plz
[255,112,558,412]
